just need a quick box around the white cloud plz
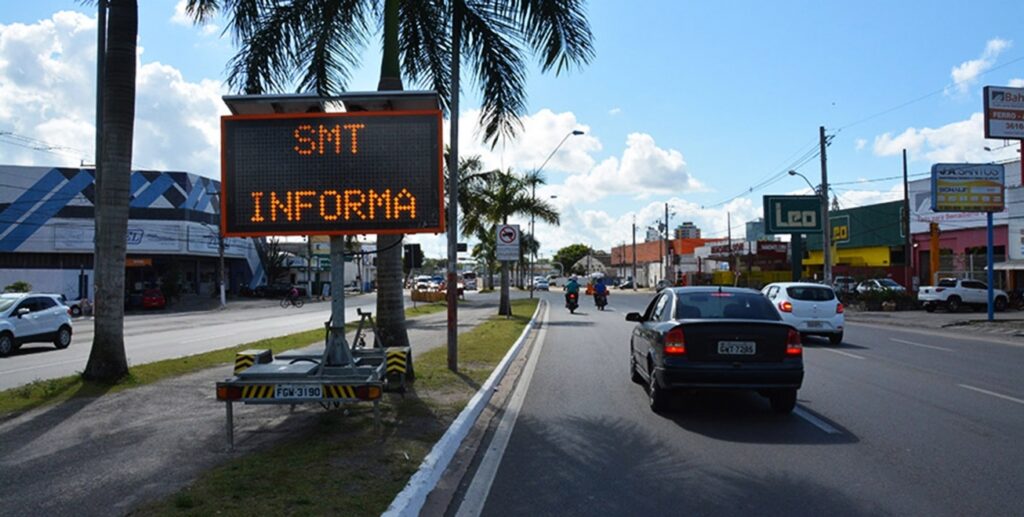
[949,38,1011,95]
[171,0,219,35]
[1010,78,1024,87]
[831,183,903,211]
[608,107,622,116]
[557,133,703,203]
[872,112,998,163]
[0,11,227,174]
[855,138,867,151]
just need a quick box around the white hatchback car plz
[762,282,844,345]
[0,293,74,356]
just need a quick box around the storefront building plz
[805,200,912,286]
[0,165,265,300]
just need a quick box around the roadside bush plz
[3,281,31,293]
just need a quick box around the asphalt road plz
[0,293,395,390]
[457,289,1024,517]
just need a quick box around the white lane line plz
[793,406,841,434]
[820,348,865,360]
[890,338,953,352]
[1,357,84,375]
[958,384,1024,405]
[455,305,551,517]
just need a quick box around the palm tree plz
[83,0,137,383]
[462,169,558,314]
[188,0,593,341]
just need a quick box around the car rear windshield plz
[786,286,835,301]
[938,279,958,287]
[675,291,780,320]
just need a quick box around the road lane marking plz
[890,338,953,352]
[958,384,1024,405]
[820,348,865,360]
[2,357,85,375]
[455,305,550,517]
[793,406,841,434]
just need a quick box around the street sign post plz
[496,224,521,262]
[931,163,1006,322]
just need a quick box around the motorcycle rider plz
[593,277,608,306]
[565,275,580,306]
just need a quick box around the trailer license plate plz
[718,341,756,355]
[275,384,322,399]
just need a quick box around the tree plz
[263,237,289,284]
[553,243,591,277]
[461,168,558,314]
[83,0,137,383]
[189,0,594,342]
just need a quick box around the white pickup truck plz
[918,278,1008,312]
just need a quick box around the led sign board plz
[763,195,822,234]
[220,111,443,237]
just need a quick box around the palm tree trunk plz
[84,0,136,383]
[374,0,409,346]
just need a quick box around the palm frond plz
[461,1,527,147]
[294,0,373,95]
[226,4,299,94]
[503,0,595,74]
[399,0,452,113]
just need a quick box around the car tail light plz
[778,301,793,313]
[664,327,686,355]
[836,302,844,314]
[786,329,802,357]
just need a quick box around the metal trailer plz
[216,310,412,448]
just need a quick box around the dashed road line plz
[793,406,841,434]
[958,384,1024,405]
[890,338,953,352]
[820,348,865,360]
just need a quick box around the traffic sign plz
[763,195,822,234]
[496,224,520,261]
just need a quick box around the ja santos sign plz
[763,195,822,234]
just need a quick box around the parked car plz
[141,288,166,309]
[832,276,858,294]
[856,278,907,294]
[626,287,803,414]
[0,292,73,356]
[617,280,635,289]
[655,279,670,292]
[762,282,844,345]
[56,294,87,317]
[918,278,1008,312]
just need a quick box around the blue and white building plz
[0,165,265,300]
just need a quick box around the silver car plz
[762,282,844,345]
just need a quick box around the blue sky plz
[2,1,1023,257]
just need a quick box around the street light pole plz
[529,129,583,298]
[209,190,227,309]
[788,168,828,282]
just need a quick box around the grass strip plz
[138,298,539,517]
[0,302,453,418]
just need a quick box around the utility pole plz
[819,126,832,284]
[632,216,637,290]
[902,149,912,290]
[529,181,535,300]
[663,203,669,283]
[218,231,226,308]
[727,212,733,278]
[446,6,462,372]
[306,236,313,299]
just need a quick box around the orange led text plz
[249,188,416,223]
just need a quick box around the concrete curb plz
[382,300,546,517]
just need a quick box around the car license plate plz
[806,321,823,328]
[274,384,322,399]
[718,341,756,355]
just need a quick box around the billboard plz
[983,86,1024,139]
[763,195,822,234]
[930,163,1005,213]
[221,111,444,237]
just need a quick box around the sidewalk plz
[845,307,1024,338]
[0,300,500,517]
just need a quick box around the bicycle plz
[280,296,305,308]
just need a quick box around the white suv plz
[762,282,844,345]
[0,293,74,356]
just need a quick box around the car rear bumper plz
[655,364,804,390]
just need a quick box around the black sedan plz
[627,286,804,414]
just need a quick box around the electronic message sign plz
[220,111,443,237]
